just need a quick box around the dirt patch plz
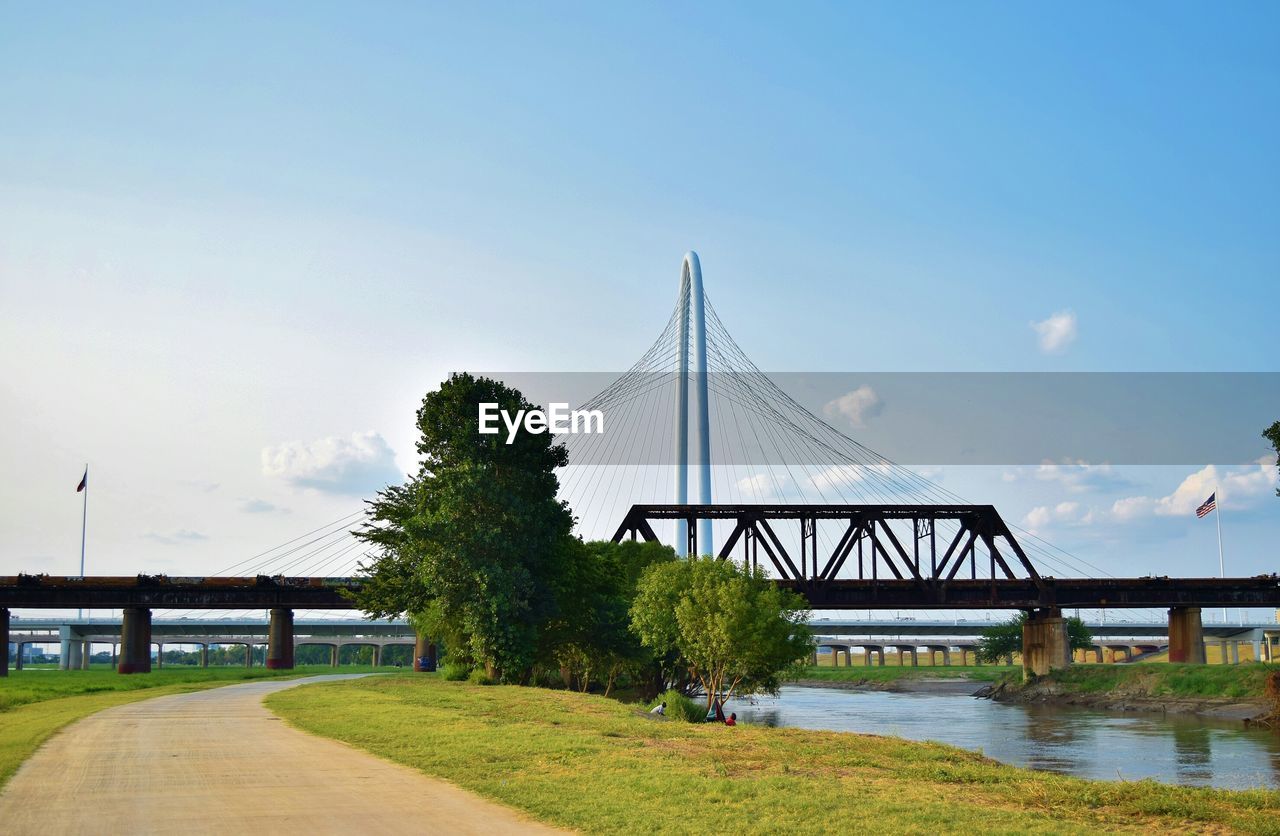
[975,678,1270,722]
[793,677,987,696]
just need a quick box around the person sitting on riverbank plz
[650,701,666,716]
[725,712,737,727]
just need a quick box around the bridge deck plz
[3,573,1278,610]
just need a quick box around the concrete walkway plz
[0,675,565,835]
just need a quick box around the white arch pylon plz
[674,251,712,555]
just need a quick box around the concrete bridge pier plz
[330,645,339,667]
[1,608,8,677]
[266,608,295,670]
[81,640,91,669]
[66,640,83,670]
[1167,606,1206,664]
[118,607,152,674]
[200,644,209,668]
[1022,607,1070,679]
[413,634,437,672]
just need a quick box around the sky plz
[1,3,1277,619]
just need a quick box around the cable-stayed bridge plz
[3,252,1279,676]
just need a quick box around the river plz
[728,683,1280,790]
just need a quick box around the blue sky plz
[1,3,1277,613]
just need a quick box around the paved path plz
[0,675,565,835]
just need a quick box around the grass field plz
[266,675,1280,834]
[1017,663,1279,701]
[0,665,397,787]
[794,664,1013,683]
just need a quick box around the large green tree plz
[353,373,574,681]
[1264,421,1280,497]
[547,539,676,696]
[976,612,1093,664]
[630,556,812,708]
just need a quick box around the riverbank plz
[0,665,399,786]
[977,664,1279,721]
[266,674,1280,833]
[792,663,1011,693]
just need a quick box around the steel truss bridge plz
[611,504,1280,610]
[5,504,1275,613]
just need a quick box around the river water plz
[728,684,1280,790]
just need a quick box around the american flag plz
[1195,492,1216,518]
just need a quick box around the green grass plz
[0,665,398,787]
[266,675,1280,834]
[1016,663,1280,700]
[794,664,1013,683]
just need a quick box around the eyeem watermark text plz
[478,403,605,444]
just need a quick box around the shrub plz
[467,668,495,686]
[440,662,470,681]
[650,689,705,723]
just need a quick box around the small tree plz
[977,612,1093,664]
[630,556,812,709]
[1264,421,1280,498]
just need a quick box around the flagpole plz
[79,464,87,620]
[1214,485,1225,624]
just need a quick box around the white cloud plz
[1031,310,1077,354]
[1032,461,1132,493]
[237,498,286,514]
[736,472,787,498]
[1110,457,1278,521]
[810,464,868,492]
[142,529,208,545]
[262,431,403,495]
[822,385,884,428]
[1023,501,1093,533]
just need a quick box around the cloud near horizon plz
[1032,310,1077,354]
[261,431,403,495]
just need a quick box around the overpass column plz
[372,645,381,667]
[266,608,294,670]
[413,633,437,672]
[81,640,91,669]
[67,639,83,670]
[1022,607,1070,679]
[118,607,151,674]
[1167,607,1206,664]
[200,644,209,668]
[1,608,8,677]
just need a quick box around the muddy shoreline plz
[974,678,1270,722]
[793,675,1270,722]
[791,677,985,696]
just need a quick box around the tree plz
[547,539,676,696]
[976,612,1093,664]
[352,373,574,682]
[630,556,812,709]
[1264,421,1280,497]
